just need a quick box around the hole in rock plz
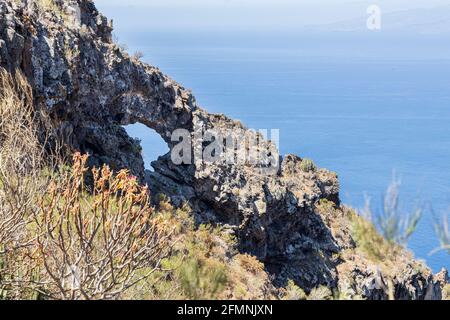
[123,123,169,171]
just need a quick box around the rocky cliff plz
[0,0,447,299]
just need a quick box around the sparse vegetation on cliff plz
[443,284,450,300]
[34,0,68,21]
[125,204,277,300]
[0,69,277,300]
[0,70,156,299]
[0,66,447,301]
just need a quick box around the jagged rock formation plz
[0,0,447,299]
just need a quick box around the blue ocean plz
[116,30,450,272]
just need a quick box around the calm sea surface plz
[121,31,450,271]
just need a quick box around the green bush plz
[351,212,399,263]
[300,158,317,173]
[433,214,450,255]
[361,179,422,247]
[282,280,307,300]
[443,284,450,300]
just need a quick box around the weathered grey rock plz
[0,0,447,299]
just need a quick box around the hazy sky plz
[95,0,450,32]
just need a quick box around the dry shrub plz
[1,152,178,300]
[29,153,176,300]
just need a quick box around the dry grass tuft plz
[0,69,49,299]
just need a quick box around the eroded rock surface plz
[0,0,447,299]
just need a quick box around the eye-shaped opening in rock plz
[124,123,169,172]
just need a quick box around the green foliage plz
[300,158,317,173]
[433,213,450,255]
[178,256,228,300]
[168,223,231,300]
[332,287,364,301]
[350,212,399,263]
